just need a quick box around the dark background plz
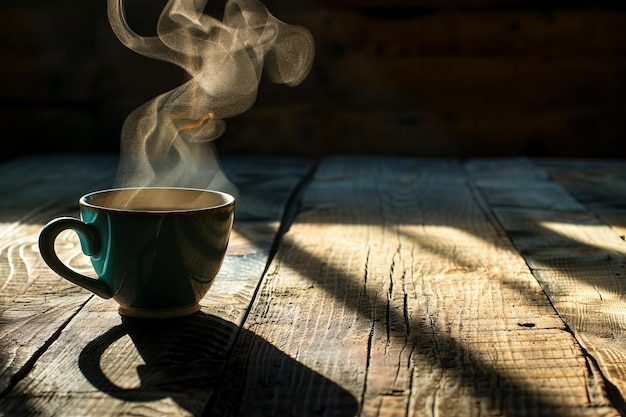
[1,0,625,162]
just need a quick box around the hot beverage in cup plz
[39,187,235,318]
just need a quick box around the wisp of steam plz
[107,0,314,196]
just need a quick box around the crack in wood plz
[0,295,94,400]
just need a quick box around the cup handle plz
[38,217,113,299]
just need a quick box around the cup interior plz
[81,187,234,213]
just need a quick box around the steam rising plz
[107,0,314,193]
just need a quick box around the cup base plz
[118,303,200,319]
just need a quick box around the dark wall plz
[1,0,625,161]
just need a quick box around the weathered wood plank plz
[0,155,313,416]
[280,8,626,158]
[465,157,626,414]
[536,159,626,240]
[3,155,625,416]
[0,154,117,394]
[4,4,626,160]
[315,0,621,7]
[209,156,619,416]
[203,156,314,321]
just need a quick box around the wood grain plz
[536,159,626,240]
[0,155,312,416]
[209,156,620,416]
[271,8,626,157]
[2,155,625,416]
[2,4,626,160]
[465,157,626,414]
[0,154,116,394]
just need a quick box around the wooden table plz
[1,154,625,417]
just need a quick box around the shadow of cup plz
[78,312,358,416]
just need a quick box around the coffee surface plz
[84,188,233,212]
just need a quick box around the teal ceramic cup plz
[39,187,235,318]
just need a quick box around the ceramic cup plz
[39,187,235,318]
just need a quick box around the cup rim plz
[79,186,235,215]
